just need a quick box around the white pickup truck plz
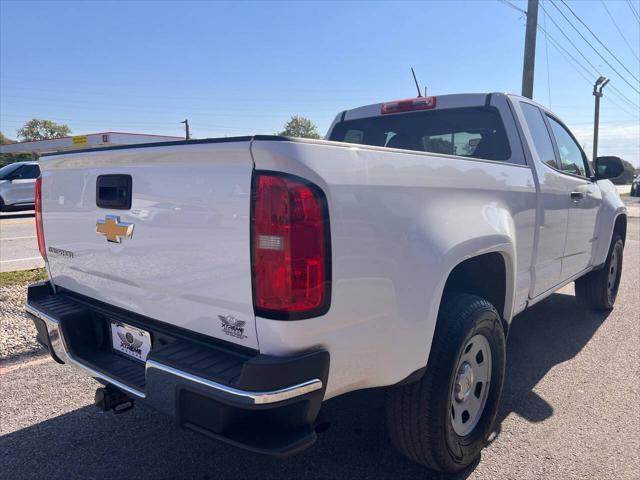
[26,93,627,472]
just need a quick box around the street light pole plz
[181,119,190,140]
[521,0,539,99]
[592,76,610,161]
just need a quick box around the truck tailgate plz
[39,140,258,349]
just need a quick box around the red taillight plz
[35,176,47,260]
[381,96,436,114]
[251,172,330,319]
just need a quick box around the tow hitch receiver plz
[94,386,134,414]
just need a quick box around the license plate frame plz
[110,321,152,362]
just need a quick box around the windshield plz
[328,107,512,162]
[0,163,22,180]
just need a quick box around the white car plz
[26,93,627,472]
[0,161,40,211]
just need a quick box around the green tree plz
[278,116,321,139]
[0,132,14,144]
[610,159,638,185]
[17,119,71,142]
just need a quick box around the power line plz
[538,2,639,108]
[627,0,640,23]
[0,96,338,117]
[498,0,640,112]
[559,0,639,82]
[539,3,600,76]
[540,29,638,119]
[537,25,639,119]
[498,0,527,15]
[548,0,640,93]
[600,0,640,62]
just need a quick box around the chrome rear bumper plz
[25,302,322,404]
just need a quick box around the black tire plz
[575,232,624,310]
[386,293,506,472]
[0,197,4,212]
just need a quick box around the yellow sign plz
[72,135,88,145]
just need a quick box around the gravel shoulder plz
[0,275,46,364]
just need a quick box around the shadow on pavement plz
[494,292,609,431]
[0,347,47,366]
[0,292,606,479]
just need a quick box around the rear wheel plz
[0,197,4,212]
[575,233,624,310]
[386,293,506,472]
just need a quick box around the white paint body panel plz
[38,93,626,400]
[251,140,536,398]
[39,141,259,349]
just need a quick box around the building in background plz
[0,132,183,156]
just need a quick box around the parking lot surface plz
[0,211,43,272]
[1,199,638,480]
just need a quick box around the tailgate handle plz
[96,175,132,210]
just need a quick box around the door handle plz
[570,191,584,200]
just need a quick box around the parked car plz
[0,161,40,211]
[26,93,627,473]
[631,175,640,197]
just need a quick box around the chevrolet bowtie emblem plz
[96,215,134,243]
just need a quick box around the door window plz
[12,164,40,180]
[520,103,557,168]
[546,117,589,177]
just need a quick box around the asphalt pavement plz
[1,199,638,480]
[0,210,43,272]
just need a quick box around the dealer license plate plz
[110,321,152,362]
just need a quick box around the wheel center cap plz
[455,362,474,402]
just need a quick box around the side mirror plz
[594,156,624,180]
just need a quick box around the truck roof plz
[339,92,522,122]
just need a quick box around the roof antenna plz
[411,68,423,97]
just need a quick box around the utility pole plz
[521,0,539,99]
[592,76,610,161]
[181,119,190,140]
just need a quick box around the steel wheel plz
[607,244,622,303]
[450,334,492,436]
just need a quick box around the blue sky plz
[1,0,638,165]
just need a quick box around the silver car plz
[0,161,40,211]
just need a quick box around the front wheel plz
[386,293,506,472]
[575,232,624,310]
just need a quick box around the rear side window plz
[19,164,40,179]
[11,164,40,180]
[328,107,512,162]
[520,103,557,168]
